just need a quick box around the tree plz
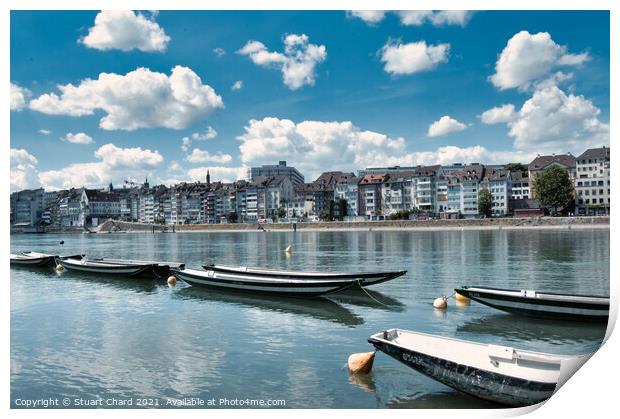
[276,207,286,218]
[337,198,348,220]
[319,210,330,221]
[227,211,238,224]
[505,163,528,174]
[532,166,574,214]
[478,188,492,217]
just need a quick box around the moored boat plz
[455,286,609,322]
[203,264,407,286]
[368,328,588,407]
[57,256,157,277]
[10,251,57,267]
[173,268,359,297]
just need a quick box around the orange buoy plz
[55,264,64,272]
[348,351,375,374]
[455,292,470,303]
[167,275,177,286]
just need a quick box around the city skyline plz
[10,10,610,192]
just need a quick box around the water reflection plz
[54,270,160,294]
[329,288,405,312]
[174,286,364,327]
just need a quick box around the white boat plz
[455,286,609,322]
[368,328,589,407]
[57,256,155,277]
[10,251,56,267]
[172,268,358,297]
[204,264,407,286]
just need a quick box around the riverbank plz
[90,216,610,233]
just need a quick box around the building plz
[411,165,442,214]
[250,161,304,186]
[510,171,530,200]
[311,171,356,218]
[480,168,512,216]
[445,165,485,218]
[358,174,386,217]
[575,146,610,215]
[381,171,414,214]
[10,188,44,226]
[334,176,360,217]
[528,154,576,198]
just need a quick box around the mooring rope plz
[356,281,392,307]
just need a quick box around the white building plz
[575,147,610,215]
[481,168,512,216]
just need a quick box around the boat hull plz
[10,255,55,267]
[57,258,153,277]
[173,269,357,297]
[455,287,609,323]
[369,332,558,407]
[204,265,407,286]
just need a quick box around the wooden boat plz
[172,268,359,297]
[368,328,589,407]
[83,257,185,278]
[10,251,56,267]
[56,255,184,278]
[455,286,609,322]
[203,264,407,286]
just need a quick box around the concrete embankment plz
[96,216,609,233]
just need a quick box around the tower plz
[206,169,211,187]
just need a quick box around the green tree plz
[319,210,330,221]
[505,163,528,174]
[532,166,574,214]
[227,211,238,224]
[478,188,492,217]
[276,207,286,218]
[337,198,348,220]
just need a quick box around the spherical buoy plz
[455,293,470,303]
[285,245,292,254]
[167,275,177,286]
[348,351,375,374]
[455,299,471,308]
[55,264,64,272]
[433,297,448,309]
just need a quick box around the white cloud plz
[61,132,94,144]
[348,11,386,24]
[187,166,248,183]
[186,148,233,164]
[81,10,170,52]
[38,129,52,135]
[213,47,226,57]
[11,149,39,191]
[38,143,164,190]
[238,34,327,90]
[11,83,30,111]
[192,126,218,141]
[490,31,589,91]
[349,11,473,27]
[480,104,516,125]
[380,40,450,75]
[427,116,467,137]
[506,86,609,153]
[231,80,243,90]
[29,66,223,131]
[397,11,473,26]
[180,127,218,151]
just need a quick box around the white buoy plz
[347,351,375,374]
[285,245,292,254]
[55,264,64,272]
[433,297,448,309]
[167,275,177,286]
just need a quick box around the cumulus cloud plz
[397,10,473,26]
[380,40,450,75]
[237,34,327,90]
[38,143,164,190]
[11,148,39,191]
[186,148,233,164]
[38,129,52,135]
[427,116,467,137]
[213,47,226,57]
[231,80,243,90]
[490,31,589,91]
[480,104,516,125]
[81,10,170,52]
[11,83,30,111]
[61,132,94,144]
[506,86,609,153]
[29,66,223,131]
[348,10,386,24]
[349,10,473,26]
[180,127,218,151]
[187,166,248,183]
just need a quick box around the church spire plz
[206,169,211,187]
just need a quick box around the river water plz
[10,228,609,408]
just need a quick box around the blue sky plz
[10,10,610,191]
